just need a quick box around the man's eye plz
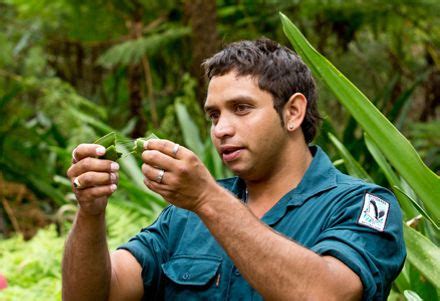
[207,112,219,120]
[236,104,250,113]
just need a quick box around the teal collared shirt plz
[119,146,406,301]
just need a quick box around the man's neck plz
[244,141,313,218]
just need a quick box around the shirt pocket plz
[161,254,223,301]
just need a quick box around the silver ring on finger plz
[172,143,180,157]
[73,177,82,189]
[155,169,165,184]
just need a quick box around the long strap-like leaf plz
[280,13,440,224]
[404,224,440,288]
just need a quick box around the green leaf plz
[387,289,402,301]
[394,263,411,294]
[94,132,117,148]
[364,133,418,220]
[394,186,439,230]
[174,102,231,179]
[280,12,440,224]
[404,290,423,301]
[328,133,372,182]
[403,224,440,288]
[27,175,67,206]
[364,133,401,187]
[203,138,231,179]
[407,263,440,301]
[69,108,165,214]
[133,134,159,158]
[175,102,204,158]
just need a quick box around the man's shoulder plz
[323,168,399,216]
[333,168,393,196]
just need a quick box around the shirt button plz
[234,269,240,276]
[182,272,190,280]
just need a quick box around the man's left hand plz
[141,139,219,211]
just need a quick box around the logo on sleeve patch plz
[358,193,389,231]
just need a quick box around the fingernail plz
[143,141,149,149]
[110,184,117,192]
[96,146,106,155]
[111,162,119,171]
[111,173,117,182]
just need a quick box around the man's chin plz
[227,164,252,178]
[226,164,244,176]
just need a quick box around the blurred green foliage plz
[0,201,149,301]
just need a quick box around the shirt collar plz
[218,146,338,225]
[285,145,337,206]
[217,177,247,201]
[263,145,338,226]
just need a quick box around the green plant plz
[94,132,122,161]
[0,201,150,301]
[280,13,440,226]
[279,12,440,299]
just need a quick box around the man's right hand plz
[66,144,120,216]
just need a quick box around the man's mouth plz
[221,146,244,162]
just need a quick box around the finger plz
[143,177,171,198]
[72,172,118,190]
[145,139,187,160]
[142,150,177,171]
[75,184,117,201]
[72,143,107,162]
[67,158,120,178]
[142,164,168,184]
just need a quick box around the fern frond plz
[97,26,190,68]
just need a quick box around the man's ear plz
[283,93,307,132]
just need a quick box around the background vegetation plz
[0,1,439,300]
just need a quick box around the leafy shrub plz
[0,202,150,301]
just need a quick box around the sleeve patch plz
[358,193,390,231]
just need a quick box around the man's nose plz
[212,115,235,139]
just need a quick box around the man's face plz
[204,71,289,180]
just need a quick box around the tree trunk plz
[184,0,219,107]
[128,61,147,138]
[128,6,148,138]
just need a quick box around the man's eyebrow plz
[204,104,216,113]
[204,96,256,112]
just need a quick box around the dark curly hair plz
[202,38,321,143]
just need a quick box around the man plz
[63,39,405,300]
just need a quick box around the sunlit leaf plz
[404,290,423,301]
[175,102,205,158]
[403,224,440,288]
[394,186,439,230]
[364,133,419,220]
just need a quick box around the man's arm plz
[141,139,363,301]
[62,144,143,301]
[62,211,111,301]
[109,250,144,301]
[62,211,143,301]
[194,187,363,301]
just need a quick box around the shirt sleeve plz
[117,205,174,300]
[310,186,406,301]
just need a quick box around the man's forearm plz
[62,210,111,301]
[195,187,346,300]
